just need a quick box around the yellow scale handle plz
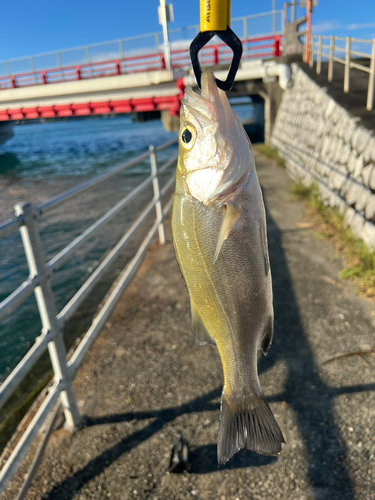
[200,0,231,32]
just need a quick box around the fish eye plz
[179,125,196,150]
[182,129,192,143]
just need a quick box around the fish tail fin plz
[217,391,285,464]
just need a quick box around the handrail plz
[304,34,375,111]
[0,34,283,92]
[0,137,178,497]
[36,151,150,216]
[0,217,21,239]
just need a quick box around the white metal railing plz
[304,34,375,111]
[0,136,178,497]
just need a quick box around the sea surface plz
[0,104,253,381]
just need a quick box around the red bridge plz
[0,14,283,122]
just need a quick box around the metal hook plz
[189,26,243,91]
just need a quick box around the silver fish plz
[171,69,284,463]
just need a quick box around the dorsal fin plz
[213,204,240,264]
[191,300,216,346]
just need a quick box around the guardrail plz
[0,34,283,91]
[304,34,375,111]
[0,137,178,498]
[0,10,283,89]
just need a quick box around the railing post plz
[366,38,375,111]
[11,75,17,88]
[328,35,335,82]
[160,0,172,71]
[317,35,323,74]
[344,36,351,93]
[56,51,64,83]
[274,37,281,57]
[119,39,125,60]
[30,56,37,85]
[149,146,166,245]
[272,0,276,33]
[86,46,93,78]
[76,67,82,80]
[42,71,47,85]
[160,53,166,70]
[119,40,126,75]
[155,33,160,54]
[214,46,219,65]
[5,60,11,78]
[309,35,314,68]
[14,203,81,431]
[283,2,288,25]
[243,17,248,59]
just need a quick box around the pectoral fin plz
[191,300,216,346]
[213,204,240,264]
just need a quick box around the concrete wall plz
[271,64,375,251]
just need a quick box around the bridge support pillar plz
[161,110,180,132]
[257,81,284,146]
[0,122,14,147]
[257,92,271,145]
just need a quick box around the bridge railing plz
[0,35,282,91]
[304,34,375,111]
[0,137,178,498]
[0,10,283,91]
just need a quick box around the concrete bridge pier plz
[0,122,14,147]
[161,109,180,132]
[257,81,284,146]
[230,78,284,146]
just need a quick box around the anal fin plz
[213,204,240,264]
[191,300,216,346]
[260,316,274,355]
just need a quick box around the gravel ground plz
[5,151,375,500]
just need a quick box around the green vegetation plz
[0,373,51,455]
[253,143,286,167]
[290,181,375,299]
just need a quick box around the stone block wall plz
[271,64,375,251]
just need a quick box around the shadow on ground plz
[189,446,275,474]
[261,202,354,498]
[44,204,365,500]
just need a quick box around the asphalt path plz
[5,151,375,500]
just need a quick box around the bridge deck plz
[4,152,375,500]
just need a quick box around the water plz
[0,115,176,380]
[0,102,254,381]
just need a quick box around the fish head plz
[178,69,254,206]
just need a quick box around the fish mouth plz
[181,69,229,125]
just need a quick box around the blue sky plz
[0,0,374,61]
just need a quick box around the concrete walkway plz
[293,58,375,133]
[6,151,375,500]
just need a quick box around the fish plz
[171,69,285,464]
